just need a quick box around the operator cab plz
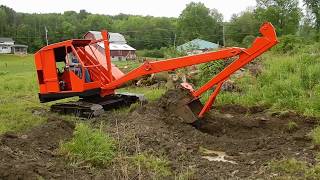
[34,40,101,102]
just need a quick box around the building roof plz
[0,37,14,43]
[85,31,127,44]
[14,44,28,48]
[98,42,136,51]
[177,39,219,51]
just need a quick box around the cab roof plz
[37,39,92,52]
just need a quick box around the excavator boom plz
[34,22,278,122]
[101,22,278,122]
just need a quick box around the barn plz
[84,31,136,61]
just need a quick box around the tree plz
[300,9,318,41]
[225,10,261,46]
[255,0,302,35]
[304,0,320,31]
[82,14,113,32]
[177,2,223,45]
[113,16,176,49]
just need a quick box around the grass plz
[132,153,172,178]
[287,121,298,132]
[269,158,307,178]
[60,123,116,167]
[310,126,320,146]
[118,86,165,101]
[215,52,320,117]
[113,60,142,72]
[269,157,320,179]
[0,54,47,134]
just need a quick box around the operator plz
[67,52,91,82]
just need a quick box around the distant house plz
[0,38,14,54]
[84,31,136,61]
[177,39,219,54]
[0,37,28,54]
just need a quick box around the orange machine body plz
[35,22,278,118]
[34,37,124,102]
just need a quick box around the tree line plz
[0,0,319,52]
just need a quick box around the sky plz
[0,0,305,21]
[0,0,259,21]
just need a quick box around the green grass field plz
[0,54,165,134]
[0,54,46,134]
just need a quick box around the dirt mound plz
[0,118,79,179]
[102,89,317,179]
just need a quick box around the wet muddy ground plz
[104,103,317,179]
[0,90,318,179]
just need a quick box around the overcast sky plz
[0,0,257,21]
[0,0,304,21]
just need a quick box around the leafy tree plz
[177,2,223,45]
[225,10,260,46]
[82,14,113,32]
[300,9,319,41]
[113,16,176,49]
[255,0,302,35]
[304,0,320,31]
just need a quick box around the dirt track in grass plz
[0,89,318,179]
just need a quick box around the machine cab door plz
[57,46,86,92]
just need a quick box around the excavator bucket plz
[159,88,203,123]
[173,98,203,123]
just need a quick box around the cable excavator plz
[34,22,278,123]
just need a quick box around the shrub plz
[273,35,303,54]
[197,60,225,86]
[160,46,187,58]
[242,35,256,48]
[60,123,116,166]
[137,49,164,58]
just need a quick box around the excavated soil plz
[0,89,318,179]
[104,89,318,179]
[0,118,101,180]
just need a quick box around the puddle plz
[201,149,237,164]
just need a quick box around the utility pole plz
[173,33,177,49]
[222,24,226,47]
[45,26,48,45]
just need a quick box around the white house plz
[84,31,136,61]
[0,37,28,54]
[0,38,14,54]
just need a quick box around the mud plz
[0,89,318,179]
[0,118,97,180]
[103,89,317,179]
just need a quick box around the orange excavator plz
[34,22,278,122]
